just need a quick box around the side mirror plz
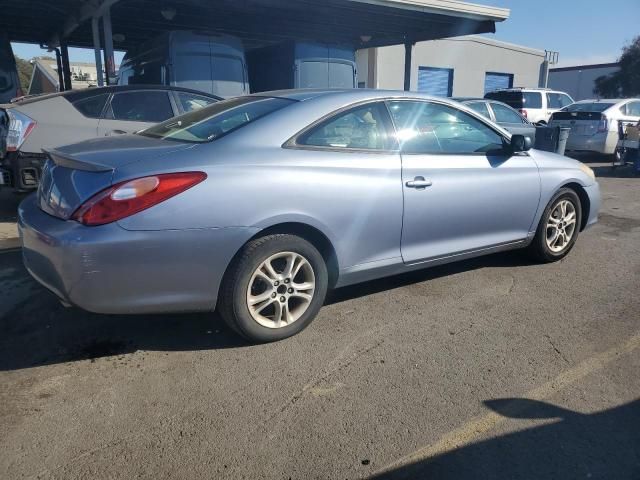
[510,134,532,153]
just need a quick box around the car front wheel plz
[528,188,582,262]
[218,234,328,342]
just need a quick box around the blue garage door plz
[484,72,514,94]
[418,67,453,97]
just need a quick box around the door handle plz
[405,176,433,189]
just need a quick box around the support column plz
[403,39,413,91]
[102,8,115,85]
[60,43,72,91]
[54,48,65,91]
[92,16,104,86]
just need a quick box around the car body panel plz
[18,89,601,315]
[400,151,540,263]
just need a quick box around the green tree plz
[14,56,33,92]
[594,36,640,98]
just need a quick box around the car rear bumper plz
[566,131,617,155]
[0,151,47,191]
[18,195,257,314]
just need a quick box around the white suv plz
[485,88,574,125]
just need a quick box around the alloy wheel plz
[545,199,577,253]
[246,251,316,329]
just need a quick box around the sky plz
[10,0,640,68]
[472,0,639,67]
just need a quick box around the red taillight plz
[72,172,207,226]
[519,109,528,118]
[6,110,36,152]
[597,115,608,133]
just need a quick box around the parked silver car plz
[454,97,536,140]
[549,98,640,159]
[0,85,220,191]
[19,89,600,342]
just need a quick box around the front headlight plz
[579,163,595,181]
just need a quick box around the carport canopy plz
[1,0,509,90]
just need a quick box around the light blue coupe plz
[19,89,600,342]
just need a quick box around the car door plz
[97,90,177,136]
[387,99,541,264]
[289,101,403,270]
[488,101,536,140]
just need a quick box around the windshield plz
[139,96,295,143]
[563,102,615,113]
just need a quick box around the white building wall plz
[548,64,619,101]
[360,35,545,96]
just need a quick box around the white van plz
[117,31,249,98]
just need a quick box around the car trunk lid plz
[550,111,606,137]
[37,135,196,220]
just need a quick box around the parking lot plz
[0,158,639,479]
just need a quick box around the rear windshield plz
[485,91,542,109]
[563,102,615,113]
[139,96,295,143]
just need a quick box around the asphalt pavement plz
[1,160,638,479]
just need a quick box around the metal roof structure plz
[2,0,509,51]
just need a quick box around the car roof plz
[11,84,222,106]
[452,97,485,102]
[252,88,463,104]
[573,98,631,103]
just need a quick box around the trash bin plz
[556,127,571,156]
[534,126,557,153]
[534,126,570,155]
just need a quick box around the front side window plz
[140,96,295,143]
[547,93,573,109]
[387,100,504,155]
[108,91,174,122]
[297,103,395,150]
[491,102,527,124]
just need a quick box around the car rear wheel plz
[218,234,328,342]
[528,188,582,263]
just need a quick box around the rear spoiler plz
[43,148,114,172]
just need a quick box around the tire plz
[218,234,328,342]
[528,188,582,263]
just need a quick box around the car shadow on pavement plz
[327,250,535,306]
[1,249,533,371]
[370,397,640,480]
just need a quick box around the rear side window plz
[108,91,174,122]
[466,102,491,120]
[176,92,218,113]
[491,103,526,124]
[72,93,109,118]
[522,92,542,109]
[297,102,395,150]
[140,96,294,143]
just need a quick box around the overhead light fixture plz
[360,35,372,43]
[113,33,125,42]
[161,6,177,21]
